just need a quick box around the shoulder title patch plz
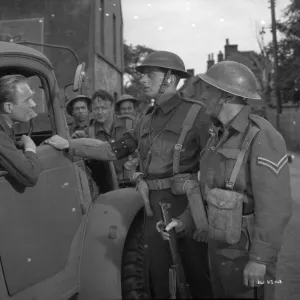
[257,154,288,175]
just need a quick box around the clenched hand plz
[156,218,185,240]
[45,135,70,150]
[243,261,266,288]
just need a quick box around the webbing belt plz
[146,177,173,190]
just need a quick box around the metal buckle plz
[153,179,163,190]
[174,144,182,151]
[225,181,234,190]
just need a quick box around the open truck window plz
[13,74,53,146]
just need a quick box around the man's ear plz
[3,102,12,114]
[167,74,177,86]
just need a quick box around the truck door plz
[0,75,86,296]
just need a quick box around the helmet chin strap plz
[216,93,245,127]
[155,69,172,103]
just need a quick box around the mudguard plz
[77,188,144,300]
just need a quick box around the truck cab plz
[0,41,150,300]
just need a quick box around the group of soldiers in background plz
[66,89,140,186]
[46,50,292,299]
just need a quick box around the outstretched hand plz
[45,135,70,150]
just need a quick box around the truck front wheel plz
[121,211,153,299]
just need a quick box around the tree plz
[123,41,155,113]
[268,0,300,103]
[253,24,273,105]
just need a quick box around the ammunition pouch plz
[206,188,244,244]
[171,173,193,195]
[171,173,209,234]
[206,125,260,245]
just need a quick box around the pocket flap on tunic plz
[217,148,240,159]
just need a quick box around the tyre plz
[121,210,153,299]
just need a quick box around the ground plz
[275,153,300,300]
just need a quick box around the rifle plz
[159,202,191,299]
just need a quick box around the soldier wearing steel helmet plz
[114,94,139,185]
[66,94,91,135]
[160,60,292,299]
[115,94,138,118]
[45,50,213,298]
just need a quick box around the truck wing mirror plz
[73,62,86,93]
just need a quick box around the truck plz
[0,39,151,300]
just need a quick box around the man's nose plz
[29,99,36,108]
[140,74,147,84]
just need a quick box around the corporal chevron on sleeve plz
[257,154,288,175]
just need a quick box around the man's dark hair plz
[91,89,114,105]
[0,74,27,106]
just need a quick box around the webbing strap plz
[88,123,96,139]
[173,103,202,175]
[125,118,133,132]
[225,125,260,190]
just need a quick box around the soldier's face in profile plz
[201,84,224,120]
[9,82,37,123]
[139,67,165,99]
[120,100,135,116]
[92,98,114,124]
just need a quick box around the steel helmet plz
[136,51,191,79]
[116,94,138,106]
[198,61,261,100]
[66,95,91,116]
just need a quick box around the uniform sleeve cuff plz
[249,241,278,264]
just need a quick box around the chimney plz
[224,38,238,60]
[207,53,215,70]
[218,51,224,62]
[186,69,194,77]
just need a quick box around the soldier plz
[88,89,138,186]
[0,74,42,186]
[115,94,138,118]
[66,95,91,135]
[114,94,139,185]
[158,61,292,299]
[45,50,213,299]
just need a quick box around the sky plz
[122,0,291,76]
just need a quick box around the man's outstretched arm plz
[46,132,138,161]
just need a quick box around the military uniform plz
[67,92,213,298]
[0,116,42,186]
[85,114,138,188]
[199,105,292,299]
[68,119,89,136]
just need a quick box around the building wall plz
[0,0,124,112]
[94,55,122,97]
[93,0,123,98]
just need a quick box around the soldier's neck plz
[155,90,176,106]
[0,114,13,128]
[75,118,88,127]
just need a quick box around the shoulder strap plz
[125,118,133,131]
[225,125,260,190]
[173,103,203,175]
[88,122,96,139]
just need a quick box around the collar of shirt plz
[90,116,114,135]
[0,115,14,138]
[229,105,251,133]
[156,92,182,115]
[114,114,126,129]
